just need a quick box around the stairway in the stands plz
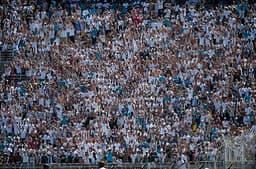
[0,45,13,76]
[0,45,28,82]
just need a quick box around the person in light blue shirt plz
[106,149,113,163]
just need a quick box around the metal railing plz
[223,129,256,161]
[187,161,256,169]
[0,161,255,169]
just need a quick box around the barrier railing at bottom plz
[0,161,255,169]
[186,161,256,169]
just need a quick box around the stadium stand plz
[0,0,255,168]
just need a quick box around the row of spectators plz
[0,0,255,165]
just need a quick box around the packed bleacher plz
[0,0,255,165]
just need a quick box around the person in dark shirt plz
[41,153,48,164]
[60,154,66,163]
[98,160,106,169]
[14,152,22,164]
[72,153,79,163]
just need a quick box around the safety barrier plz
[0,161,255,169]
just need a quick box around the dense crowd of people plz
[0,0,255,166]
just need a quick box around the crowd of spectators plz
[0,0,256,166]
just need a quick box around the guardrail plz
[0,161,255,169]
[187,161,256,169]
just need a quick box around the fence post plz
[187,162,190,169]
[224,141,227,162]
[242,144,245,169]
